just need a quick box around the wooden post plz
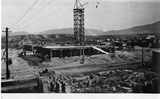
[50,49,52,61]
[2,27,10,79]
[142,47,144,66]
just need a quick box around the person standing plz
[61,81,66,93]
[55,81,60,93]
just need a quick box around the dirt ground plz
[1,49,38,79]
[1,48,152,79]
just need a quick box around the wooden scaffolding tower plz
[73,0,85,63]
[73,0,85,45]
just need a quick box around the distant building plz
[152,38,160,48]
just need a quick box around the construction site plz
[1,0,160,93]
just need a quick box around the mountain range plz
[3,21,160,36]
[104,21,160,35]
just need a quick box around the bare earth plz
[1,48,152,79]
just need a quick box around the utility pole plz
[2,27,10,79]
[142,47,144,67]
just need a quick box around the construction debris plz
[68,69,160,93]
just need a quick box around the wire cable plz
[18,0,52,27]
[14,0,40,26]
[18,0,55,31]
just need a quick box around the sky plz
[2,0,160,33]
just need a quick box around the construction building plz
[21,44,109,61]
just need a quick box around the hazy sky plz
[2,0,160,33]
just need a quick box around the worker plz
[55,81,60,93]
[61,81,66,93]
[43,68,48,73]
[50,81,55,92]
[96,2,100,8]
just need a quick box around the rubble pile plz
[38,70,72,93]
[69,69,159,93]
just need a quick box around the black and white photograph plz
[1,0,160,94]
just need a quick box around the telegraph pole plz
[142,47,144,67]
[2,27,10,79]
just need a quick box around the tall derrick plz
[73,0,85,64]
[73,0,85,45]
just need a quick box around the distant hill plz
[3,21,160,36]
[104,21,160,35]
[39,28,104,36]
[1,21,160,49]
[1,31,29,36]
[2,28,103,36]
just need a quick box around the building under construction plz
[1,0,160,93]
[20,44,109,61]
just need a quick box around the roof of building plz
[44,45,93,50]
[153,49,160,53]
